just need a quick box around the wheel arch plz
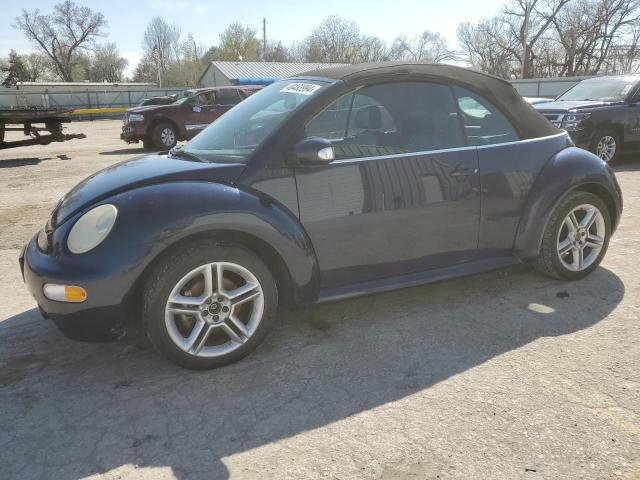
[113,181,321,332]
[147,117,181,141]
[513,146,622,260]
[136,229,294,305]
[598,122,625,143]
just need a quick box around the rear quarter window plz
[453,86,519,146]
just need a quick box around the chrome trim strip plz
[330,132,568,165]
[185,124,209,131]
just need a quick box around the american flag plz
[151,45,160,63]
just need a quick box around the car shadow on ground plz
[0,155,70,168]
[0,265,625,479]
[613,154,640,172]
[99,147,153,155]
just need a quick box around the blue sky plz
[0,0,505,76]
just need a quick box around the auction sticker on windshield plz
[281,83,322,95]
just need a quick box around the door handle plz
[450,167,478,178]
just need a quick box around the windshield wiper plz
[169,147,204,162]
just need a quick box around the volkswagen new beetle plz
[20,63,623,369]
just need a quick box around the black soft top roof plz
[297,62,559,140]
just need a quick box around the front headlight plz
[37,228,50,251]
[128,113,145,123]
[561,112,591,131]
[67,204,118,254]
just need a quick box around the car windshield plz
[183,80,330,162]
[558,78,636,102]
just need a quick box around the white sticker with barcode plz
[280,83,321,95]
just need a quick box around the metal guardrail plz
[510,76,590,98]
[0,87,185,111]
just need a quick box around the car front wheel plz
[142,241,278,369]
[534,191,611,280]
[151,122,178,149]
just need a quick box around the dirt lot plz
[0,120,639,480]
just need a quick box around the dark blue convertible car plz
[20,63,623,369]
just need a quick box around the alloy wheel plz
[556,203,606,272]
[161,127,176,147]
[596,135,616,163]
[164,262,264,357]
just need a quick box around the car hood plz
[533,100,615,112]
[53,154,246,226]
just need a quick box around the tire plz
[151,122,178,149]
[534,191,611,281]
[590,129,620,164]
[142,240,278,369]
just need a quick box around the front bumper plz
[20,237,128,342]
[120,123,145,143]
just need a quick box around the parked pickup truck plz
[121,85,262,149]
[534,75,640,163]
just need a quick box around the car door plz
[294,81,481,289]
[183,92,218,135]
[625,87,640,147]
[213,88,243,120]
[452,85,562,254]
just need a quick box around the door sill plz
[317,256,519,303]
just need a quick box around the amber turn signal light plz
[43,284,87,303]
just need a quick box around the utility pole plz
[521,3,531,79]
[262,18,267,62]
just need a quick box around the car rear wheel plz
[534,191,611,280]
[142,240,278,369]
[151,122,178,149]
[590,130,620,164]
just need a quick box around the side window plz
[193,92,214,106]
[348,93,396,137]
[305,82,465,160]
[453,86,519,146]
[216,89,242,105]
[305,94,351,140]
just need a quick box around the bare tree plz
[612,18,640,73]
[549,0,640,75]
[88,42,128,82]
[263,41,292,62]
[502,0,572,77]
[23,53,55,81]
[14,0,107,81]
[390,30,457,62]
[357,36,389,62]
[305,16,363,63]
[457,18,520,78]
[142,17,181,72]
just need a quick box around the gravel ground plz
[0,120,638,480]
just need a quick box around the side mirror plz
[294,137,335,165]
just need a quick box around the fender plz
[67,181,321,306]
[513,146,622,260]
